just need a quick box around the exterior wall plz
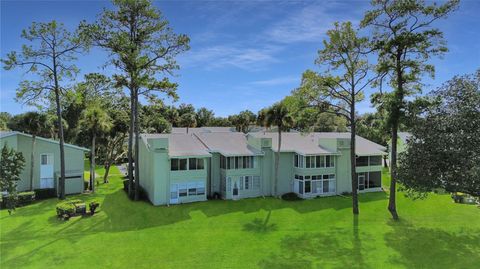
[275,152,295,195]
[209,153,221,196]
[169,164,208,204]
[0,134,86,194]
[139,134,385,206]
[222,158,262,200]
[139,138,155,203]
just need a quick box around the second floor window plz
[171,158,204,171]
[220,155,255,169]
[295,154,334,168]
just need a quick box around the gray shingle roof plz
[251,132,387,156]
[171,127,235,134]
[250,132,335,155]
[194,132,262,156]
[142,133,211,157]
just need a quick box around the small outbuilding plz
[0,131,89,195]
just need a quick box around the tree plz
[398,71,480,197]
[0,112,12,131]
[356,111,390,167]
[295,22,374,215]
[99,96,130,183]
[361,0,459,220]
[265,102,293,197]
[0,145,26,215]
[78,104,113,192]
[84,0,190,200]
[7,112,48,191]
[230,110,256,133]
[179,113,197,133]
[283,95,347,132]
[2,21,86,199]
[196,107,214,127]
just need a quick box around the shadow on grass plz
[243,210,277,234]
[385,220,480,269]
[258,215,366,269]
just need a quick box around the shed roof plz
[0,131,89,151]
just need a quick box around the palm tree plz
[8,112,47,190]
[79,105,112,192]
[180,113,197,134]
[265,102,293,197]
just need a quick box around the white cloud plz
[180,45,281,71]
[265,3,356,44]
[249,76,299,86]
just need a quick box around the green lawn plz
[1,167,479,269]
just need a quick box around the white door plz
[232,179,239,200]
[40,154,54,188]
[170,184,179,204]
[293,179,299,193]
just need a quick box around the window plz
[325,156,334,167]
[197,182,205,195]
[189,158,204,170]
[188,182,197,196]
[305,156,313,168]
[224,156,256,169]
[305,180,311,193]
[41,154,51,165]
[244,176,250,190]
[171,159,179,171]
[369,156,382,166]
[220,155,226,169]
[368,171,381,188]
[179,184,187,197]
[316,156,324,168]
[356,156,369,166]
[294,154,299,167]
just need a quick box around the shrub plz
[84,181,89,191]
[56,199,86,220]
[34,188,56,200]
[89,201,100,215]
[1,192,35,208]
[56,202,76,219]
[281,192,302,201]
[17,191,35,206]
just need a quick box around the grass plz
[1,166,479,269]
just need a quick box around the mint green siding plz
[0,133,86,194]
[139,133,385,206]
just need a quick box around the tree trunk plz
[127,90,135,199]
[104,163,111,183]
[388,54,403,221]
[383,155,388,168]
[30,135,36,191]
[388,125,399,220]
[274,129,281,197]
[350,108,359,215]
[134,92,140,201]
[53,69,66,200]
[91,133,96,193]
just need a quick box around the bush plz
[89,201,100,215]
[17,191,35,206]
[56,199,86,220]
[34,188,56,200]
[281,192,302,201]
[56,202,76,219]
[84,181,89,191]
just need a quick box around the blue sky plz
[1,0,479,117]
